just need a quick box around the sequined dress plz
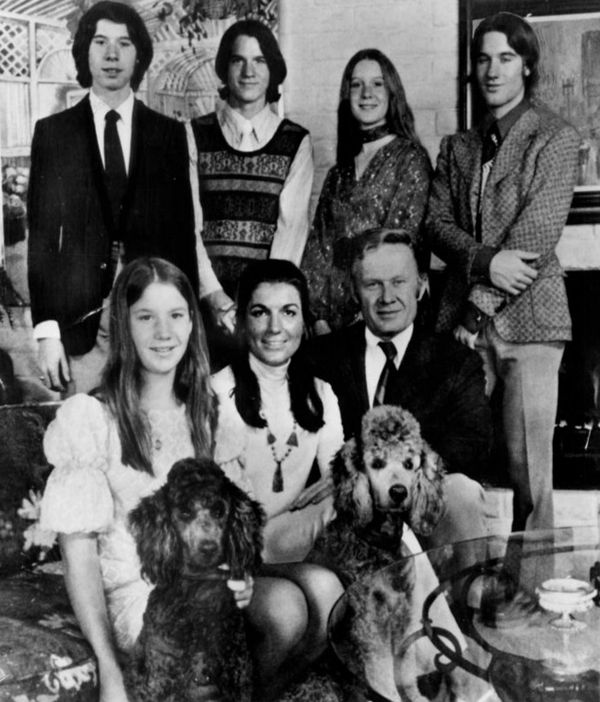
[40,394,194,652]
[302,136,431,330]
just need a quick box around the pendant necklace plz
[265,418,298,493]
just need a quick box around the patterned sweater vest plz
[191,113,307,263]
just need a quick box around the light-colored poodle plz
[308,405,453,701]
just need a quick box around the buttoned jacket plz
[426,102,580,342]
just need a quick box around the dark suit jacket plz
[27,95,199,356]
[308,323,491,481]
[426,103,580,342]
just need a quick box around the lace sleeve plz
[40,394,114,534]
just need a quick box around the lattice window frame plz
[0,17,29,80]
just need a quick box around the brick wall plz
[278,0,459,205]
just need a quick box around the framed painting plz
[459,0,600,224]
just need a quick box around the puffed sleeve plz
[40,394,114,534]
[315,379,344,475]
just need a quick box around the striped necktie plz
[373,341,397,407]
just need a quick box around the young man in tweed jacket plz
[426,12,580,532]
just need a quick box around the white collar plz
[365,323,414,366]
[218,102,279,145]
[89,89,135,127]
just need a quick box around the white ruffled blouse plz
[40,393,194,651]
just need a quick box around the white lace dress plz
[39,394,194,652]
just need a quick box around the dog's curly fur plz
[126,457,265,702]
[310,405,446,584]
[308,405,447,702]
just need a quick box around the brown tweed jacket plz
[426,102,580,343]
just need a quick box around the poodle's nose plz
[198,541,219,560]
[389,484,408,505]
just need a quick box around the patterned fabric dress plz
[302,136,431,330]
[39,394,194,652]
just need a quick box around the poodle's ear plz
[332,438,374,527]
[224,478,265,579]
[408,443,446,536]
[128,486,182,585]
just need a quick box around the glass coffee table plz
[328,526,600,702]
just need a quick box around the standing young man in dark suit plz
[309,228,492,549]
[426,13,580,532]
[28,1,198,393]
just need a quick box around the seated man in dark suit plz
[308,227,492,548]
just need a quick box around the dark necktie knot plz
[482,124,500,164]
[105,109,120,126]
[378,340,397,364]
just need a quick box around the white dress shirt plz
[34,89,134,342]
[187,102,314,298]
[364,324,414,408]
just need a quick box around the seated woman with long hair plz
[212,258,345,696]
[302,48,431,333]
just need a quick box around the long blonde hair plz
[101,257,215,473]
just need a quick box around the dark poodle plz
[126,457,265,702]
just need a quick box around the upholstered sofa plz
[0,403,98,701]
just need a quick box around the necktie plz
[373,341,397,407]
[476,123,499,242]
[104,109,127,225]
[481,123,500,165]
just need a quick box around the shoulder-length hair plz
[232,259,324,432]
[215,19,286,103]
[72,0,153,92]
[101,257,215,474]
[337,48,421,166]
[471,12,540,96]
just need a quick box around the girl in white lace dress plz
[40,258,232,702]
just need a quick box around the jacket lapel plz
[453,130,482,232]
[388,330,430,407]
[486,107,538,188]
[118,98,148,235]
[344,323,370,418]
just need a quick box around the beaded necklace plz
[265,418,298,493]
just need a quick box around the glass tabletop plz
[328,525,600,702]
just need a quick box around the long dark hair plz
[72,0,153,92]
[471,12,540,96]
[215,19,286,103]
[232,260,324,432]
[337,48,421,166]
[101,257,215,473]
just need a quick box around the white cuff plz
[33,320,61,340]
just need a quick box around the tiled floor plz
[483,488,600,537]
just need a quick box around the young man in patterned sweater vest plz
[188,19,313,342]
